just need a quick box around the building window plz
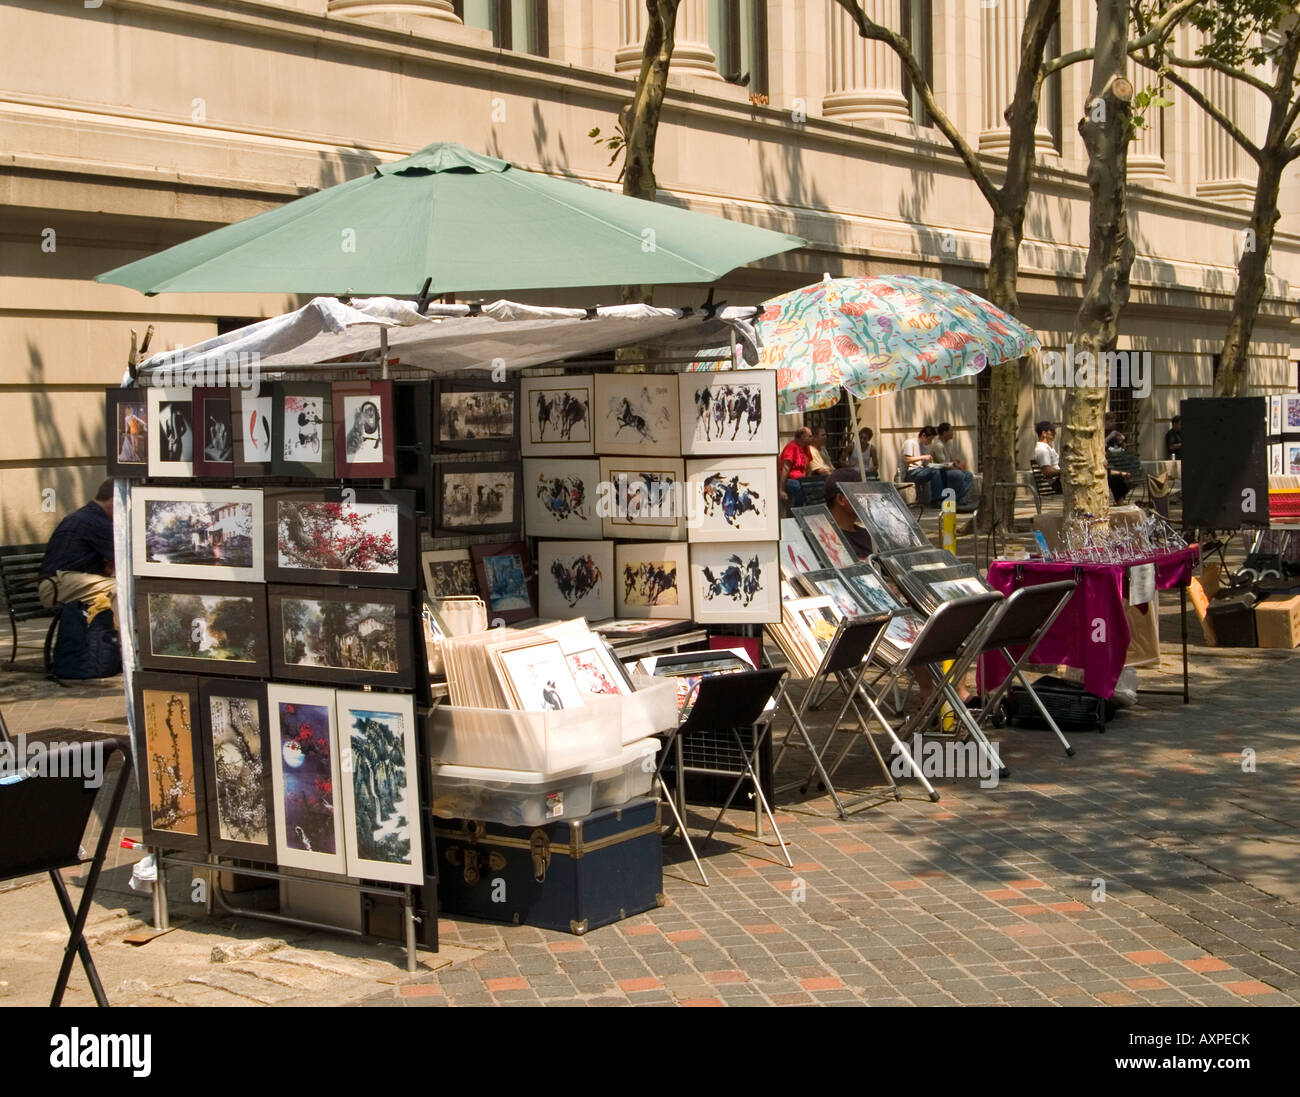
[454,0,548,57]
[708,0,769,97]
[899,0,933,127]
[1042,18,1063,152]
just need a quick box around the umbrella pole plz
[380,327,391,490]
[847,391,866,480]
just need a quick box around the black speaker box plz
[1180,397,1269,529]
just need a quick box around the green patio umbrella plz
[95,143,805,296]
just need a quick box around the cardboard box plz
[1255,594,1300,649]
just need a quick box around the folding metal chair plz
[854,592,1009,781]
[0,719,133,1006]
[973,579,1079,756]
[655,667,791,886]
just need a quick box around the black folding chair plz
[0,716,133,1006]
[655,667,790,886]
[973,579,1079,755]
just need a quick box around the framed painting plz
[271,381,334,479]
[192,387,235,478]
[785,595,844,667]
[471,540,538,625]
[265,488,417,589]
[779,517,821,579]
[1289,443,1300,475]
[537,539,615,622]
[131,486,265,583]
[523,458,603,540]
[332,379,395,478]
[490,637,586,711]
[268,584,415,691]
[335,690,423,885]
[678,369,778,456]
[1285,393,1300,434]
[614,541,691,620]
[234,388,275,478]
[266,683,346,875]
[1269,395,1283,436]
[841,482,930,554]
[798,569,867,621]
[599,456,685,541]
[135,579,269,677]
[593,373,681,457]
[421,547,477,600]
[104,388,149,478]
[792,505,860,570]
[435,461,522,536]
[688,540,781,625]
[134,672,208,854]
[555,629,631,698]
[1269,443,1284,476]
[839,563,906,616]
[685,457,779,543]
[520,374,594,457]
[147,386,195,478]
[435,378,519,452]
[198,677,276,861]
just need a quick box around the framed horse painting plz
[520,374,594,458]
[685,457,779,543]
[593,374,681,458]
[522,458,603,540]
[599,456,686,541]
[678,369,778,456]
[688,540,781,625]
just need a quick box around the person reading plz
[37,479,117,615]
[900,426,947,507]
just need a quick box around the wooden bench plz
[0,548,60,669]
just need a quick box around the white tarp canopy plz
[135,296,759,382]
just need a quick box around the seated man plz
[1164,415,1182,461]
[823,467,873,557]
[900,426,948,506]
[778,426,813,507]
[807,427,835,478]
[1032,420,1062,494]
[928,422,975,510]
[37,479,117,616]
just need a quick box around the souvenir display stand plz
[113,298,804,948]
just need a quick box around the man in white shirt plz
[1032,420,1062,493]
[900,426,948,506]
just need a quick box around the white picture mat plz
[685,457,779,542]
[594,374,681,457]
[678,369,778,456]
[147,387,195,477]
[335,690,422,885]
[523,458,603,540]
[599,456,686,540]
[494,638,587,711]
[266,684,346,875]
[537,540,615,622]
[520,375,594,457]
[779,518,821,578]
[689,540,781,624]
[614,541,692,620]
[131,486,265,582]
[238,391,274,463]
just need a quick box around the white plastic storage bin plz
[430,762,596,826]
[424,693,622,773]
[621,678,680,744]
[591,738,660,810]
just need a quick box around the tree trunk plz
[982,212,1023,516]
[619,0,680,307]
[1062,0,1133,522]
[1214,31,1300,397]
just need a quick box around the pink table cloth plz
[982,547,1199,699]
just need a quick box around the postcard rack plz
[767,613,933,817]
[150,850,431,972]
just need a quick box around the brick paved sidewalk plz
[3,625,1297,1008]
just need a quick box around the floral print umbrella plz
[750,275,1041,415]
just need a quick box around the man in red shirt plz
[778,427,813,507]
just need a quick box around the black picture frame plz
[433,378,520,452]
[264,487,418,589]
[104,387,149,478]
[271,381,335,479]
[434,461,522,537]
[332,379,396,479]
[841,482,930,554]
[197,677,276,861]
[191,387,236,478]
[267,583,416,690]
[791,504,861,570]
[135,578,271,677]
[134,671,209,855]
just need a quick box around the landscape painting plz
[614,542,690,620]
[267,684,345,875]
[200,679,274,859]
[337,692,422,884]
[137,580,269,676]
[269,585,413,690]
[679,369,778,456]
[421,548,477,599]
[841,482,930,553]
[520,374,594,457]
[594,374,681,457]
[470,541,537,624]
[266,489,416,588]
[436,463,520,534]
[132,487,264,582]
[537,540,614,622]
[436,383,517,450]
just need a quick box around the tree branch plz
[1154,51,1275,98]
[832,0,1002,213]
[1135,54,1263,162]
[1042,0,1201,76]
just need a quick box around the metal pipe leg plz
[49,870,108,1007]
[653,769,709,886]
[404,885,418,973]
[1013,670,1073,756]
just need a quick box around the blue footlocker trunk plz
[434,797,664,935]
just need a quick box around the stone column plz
[1196,67,1255,201]
[823,0,911,123]
[1129,87,1167,180]
[979,0,1055,155]
[615,0,646,73]
[617,0,720,82]
[328,0,462,25]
